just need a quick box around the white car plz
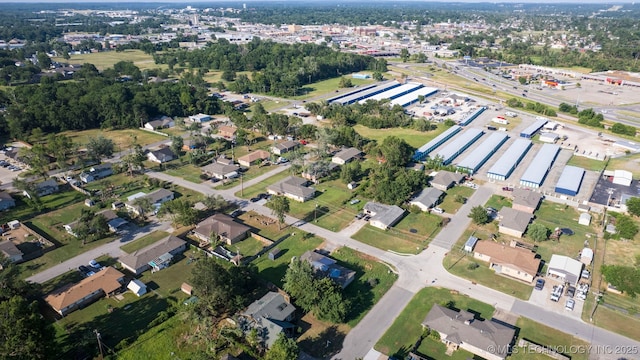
[565,299,575,311]
[432,207,444,214]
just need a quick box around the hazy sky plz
[0,0,636,3]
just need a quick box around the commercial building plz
[433,128,484,165]
[486,139,532,181]
[332,81,401,105]
[554,165,585,196]
[412,125,462,161]
[458,106,487,126]
[519,118,548,138]
[539,132,559,143]
[519,144,560,188]
[456,132,508,174]
[359,82,424,104]
[326,84,376,103]
[390,86,439,107]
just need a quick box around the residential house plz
[238,150,271,167]
[45,267,125,316]
[300,250,356,289]
[80,163,113,183]
[497,207,534,238]
[215,156,234,166]
[271,140,299,155]
[547,255,583,286]
[218,125,238,140]
[0,191,16,211]
[64,209,128,237]
[511,188,543,214]
[147,147,176,164]
[119,235,186,275]
[410,187,444,212]
[0,240,23,263]
[192,213,250,245]
[363,202,405,230]
[201,162,240,180]
[301,161,339,183]
[473,240,540,283]
[430,171,465,191]
[188,113,211,123]
[144,116,174,130]
[422,304,515,360]
[30,179,59,197]
[125,189,175,216]
[241,292,296,348]
[266,176,315,202]
[331,147,362,165]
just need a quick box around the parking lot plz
[528,277,585,319]
[0,155,24,189]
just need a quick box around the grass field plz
[233,236,266,257]
[287,179,356,232]
[439,186,474,214]
[607,152,640,178]
[216,164,281,191]
[52,50,166,71]
[163,163,204,184]
[567,155,607,172]
[375,287,494,358]
[590,297,640,341]
[120,231,171,254]
[234,170,292,199]
[484,194,513,211]
[353,124,446,149]
[511,318,590,360]
[63,128,166,152]
[292,76,375,100]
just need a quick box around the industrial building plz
[456,132,508,174]
[412,125,462,161]
[519,144,560,188]
[326,84,376,103]
[555,165,585,196]
[458,106,487,126]
[390,86,439,107]
[486,139,532,181]
[359,82,424,104]
[433,128,484,165]
[520,118,548,138]
[331,81,401,105]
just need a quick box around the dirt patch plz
[297,312,349,359]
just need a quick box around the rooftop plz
[519,144,560,185]
[411,187,444,208]
[434,128,484,164]
[45,267,124,312]
[267,176,315,199]
[474,240,540,276]
[194,213,250,240]
[430,170,465,187]
[555,165,585,195]
[487,139,532,177]
[498,207,534,233]
[119,235,185,270]
[456,132,508,171]
[363,201,405,228]
[243,292,296,322]
[512,188,543,209]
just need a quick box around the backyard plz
[234,170,292,199]
[62,128,166,152]
[287,179,356,232]
[352,212,442,254]
[120,231,171,254]
[439,186,475,214]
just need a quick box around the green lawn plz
[511,318,590,360]
[62,128,166,153]
[234,170,292,199]
[606,152,640,178]
[293,76,375,100]
[439,186,475,214]
[120,231,171,254]
[233,236,266,257]
[287,179,356,232]
[0,189,85,225]
[352,212,442,254]
[353,124,446,149]
[375,287,495,359]
[53,49,166,71]
[216,164,281,191]
[485,194,513,211]
[163,163,204,184]
[566,155,607,172]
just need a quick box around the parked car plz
[581,269,590,279]
[534,278,545,290]
[250,197,261,203]
[349,199,360,205]
[486,207,497,213]
[229,209,243,218]
[89,259,102,269]
[355,212,364,220]
[78,265,92,276]
[432,207,444,214]
[502,186,513,191]
[566,285,576,298]
[565,299,575,311]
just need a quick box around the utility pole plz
[240,173,243,197]
[314,203,318,222]
[95,329,104,360]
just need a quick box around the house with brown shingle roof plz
[45,267,125,316]
[473,240,540,283]
[193,213,251,245]
[238,150,271,167]
[218,125,238,140]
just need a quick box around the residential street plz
[28,170,640,360]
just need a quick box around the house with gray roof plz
[147,147,176,164]
[363,202,405,230]
[144,116,174,130]
[0,240,23,263]
[80,163,113,183]
[241,292,296,348]
[0,191,16,211]
[331,147,362,165]
[430,170,465,191]
[271,140,299,155]
[125,188,174,216]
[30,179,59,197]
[119,235,186,275]
[266,176,315,202]
[300,250,356,289]
[201,162,240,180]
[410,187,444,212]
[498,207,534,238]
[422,305,515,360]
[192,213,250,245]
[512,188,543,214]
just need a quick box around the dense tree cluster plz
[602,257,640,298]
[611,123,637,137]
[577,108,604,128]
[505,98,556,117]
[305,101,414,129]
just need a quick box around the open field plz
[293,76,375,100]
[163,163,204,184]
[590,294,640,341]
[52,50,166,71]
[567,155,607,172]
[439,186,474,214]
[234,170,292,199]
[607,153,640,178]
[510,318,590,360]
[353,124,445,149]
[62,128,167,152]
[287,179,356,232]
[120,231,170,254]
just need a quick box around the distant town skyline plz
[0,0,635,4]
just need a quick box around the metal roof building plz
[332,81,401,105]
[487,139,532,181]
[520,117,548,138]
[326,84,376,103]
[390,86,439,107]
[434,128,484,165]
[358,82,423,104]
[456,132,509,174]
[459,106,487,126]
[554,165,585,196]
[519,144,560,188]
[412,125,462,161]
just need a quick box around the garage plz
[547,255,583,285]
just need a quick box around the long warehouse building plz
[520,117,548,138]
[359,82,424,104]
[456,132,509,174]
[326,84,376,103]
[459,106,487,126]
[519,144,560,188]
[554,165,585,196]
[390,86,439,107]
[412,125,462,161]
[486,138,532,180]
[332,81,401,105]
[434,128,484,165]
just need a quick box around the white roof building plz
[127,279,147,297]
[547,255,583,285]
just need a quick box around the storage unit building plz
[456,132,508,174]
[390,86,439,107]
[519,144,560,188]
[486,139,532,181]
[359,82,423,104]
[554,165,585,196]
[412,125,462,161]
[332,81,401,105]
[458,106,487,126]
[433,128,484,165]
[520,118,548,138]
[326,84,376,103]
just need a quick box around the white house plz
[147,147,176,164]
[188,113,211,123]
[144,116,174,130]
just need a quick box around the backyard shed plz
[269,248,282,260]
[578,213,591,226]
[464,236,478,252]
[127,279,147,297]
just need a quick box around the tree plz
[340,161,362,184]
[338,77,353,88]
[157,198,198,227]
[47,133,75,170]
[375,136,413,168]
[314,277,348,322]
[617,215,639,239]
[627,197,640,217]
[266,196,290,229]
[170,135,184,158]
[264,333,299,360]
[400,48,410,62]
[372,71,383,81]
[122,144,146,176]
[468,205,489,225]
[601,264,640,298]
[132,196,154,219]
[283,258,317,311]
[86,135,115,161]
[527,222,550,242]
[0,296,57,359]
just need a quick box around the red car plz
[299,140,308,145]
